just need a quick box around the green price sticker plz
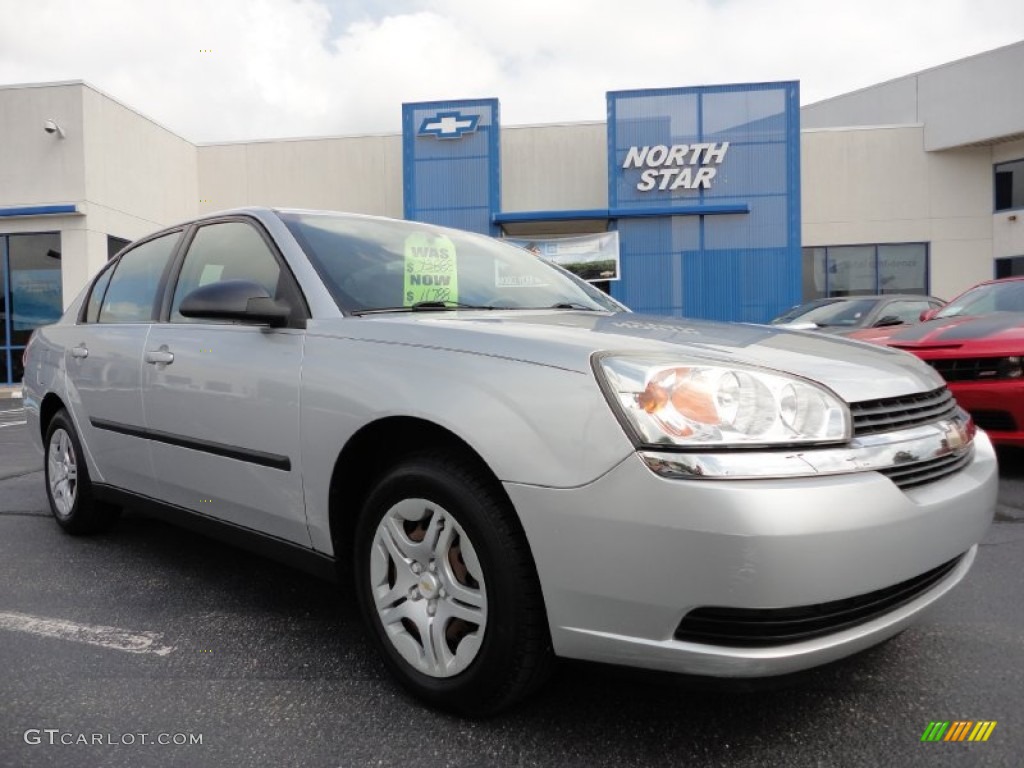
[403,232,458,306]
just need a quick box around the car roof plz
[798,294,941,303]
[972,276,1024,286]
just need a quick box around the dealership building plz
[1,41,1023,384]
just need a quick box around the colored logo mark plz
[418,111,479,140]
[921,721,997,742]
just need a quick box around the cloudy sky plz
[1,0,1022,143]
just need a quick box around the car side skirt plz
[92,483,338,584]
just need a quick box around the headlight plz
[595,355,852,448]
[997,356,1023,379]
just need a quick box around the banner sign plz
[506,232,620,282]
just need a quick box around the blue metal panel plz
[611,217,697,315]
[609,204,749,218]
[0,204,77,218]
[493,209,610,224]
[607,82,801,323]
[403,98,500,234]
[493,204,748,226]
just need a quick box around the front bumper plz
[950,379,1024,447]
[506,430,997,677]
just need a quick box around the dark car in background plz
[849,277,1024,446]
[771,295,944,334]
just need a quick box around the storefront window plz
[801,243,928,299]
[801,247,827,300]
[878,244,927,294]
[827,246,875,296]
[996,256,1024,278]
[1,232,62,383]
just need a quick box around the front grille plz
[674,555,964,647]
[849,387,957,436]
[877,449,974,490]
[971,410,1018,432]
[926,357,1005,382]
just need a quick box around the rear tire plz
[354,451,553,716]
[44,409,120,535]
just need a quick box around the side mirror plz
[179,280,291,327]
[873,315,904,328]
[919,308,939,322]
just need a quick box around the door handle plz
[144,348,175,365]
[71,345,89,359]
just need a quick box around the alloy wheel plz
[369,497,487,678]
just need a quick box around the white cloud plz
[0,0,1021,142]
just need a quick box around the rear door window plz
[99,232,181,323]
[83,263,115,323]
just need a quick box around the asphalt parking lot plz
[1,397,1023,768]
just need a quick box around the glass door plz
[1,232,63,384]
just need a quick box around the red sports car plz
[848,277,1024,447]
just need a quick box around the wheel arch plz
[39,392,67,442]
[327,416,522,576]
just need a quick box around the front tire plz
[354,452,552,716]
[44,409,120,534]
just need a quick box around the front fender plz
[299,335,635,552]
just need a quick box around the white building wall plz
[802,41,1024,152]
[501,122,607,212]
[0,83,88,307]
[0,83,86,207]
[917,43,1024,151]
[197,135,403,217]
[196,121,609,224]
[0,82,199,308]
[801,78,919,133]
[79,85,198,293]
[801,125,995,299]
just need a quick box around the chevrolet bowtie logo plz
[418,111,479,140]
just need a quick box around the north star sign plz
[622,142,730,191]
[418,111,480,140]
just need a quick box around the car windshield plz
[280,212,611,314]
[935,280,1024,318]
[776,298,878,327]
[771,298,840,324]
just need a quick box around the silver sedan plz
[22,208,997,715]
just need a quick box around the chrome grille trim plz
[877,449,974,490]
[849,387,957,436]
[640,403,975,491]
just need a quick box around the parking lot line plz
[0,610,175,656]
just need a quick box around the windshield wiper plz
[351,300,600,316]
[547,301,591,310]
[352,301,501,316]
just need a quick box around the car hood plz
[309,310,944,403]
[848,312,1024,349]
